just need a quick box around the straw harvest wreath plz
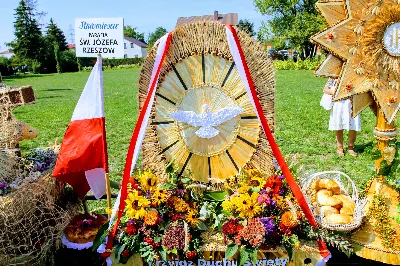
[139,22,275,182]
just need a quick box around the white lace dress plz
[325,78,361,131]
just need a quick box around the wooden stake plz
[105,172,112,220]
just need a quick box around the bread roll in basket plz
[301,171,367,231]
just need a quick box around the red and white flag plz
[53,56,108,199]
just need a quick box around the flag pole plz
[97,53,112,220]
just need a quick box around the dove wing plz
[170,111,203,126]
[210,107,244,127]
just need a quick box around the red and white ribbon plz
[225,24,331,264]
[101,32,172,260]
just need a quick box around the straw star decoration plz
[312,0,400,122]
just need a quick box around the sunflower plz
[248,176,267,189]
[237,183,250,194]
[222,199,235,212]
[125,190,151,219]
[237,193,262,218]
[235,194,251,211]
[186,210,199,227]
[151,188,169,206]
[139,171,159,191]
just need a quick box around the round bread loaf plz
[64,213,107,244]
[320,206,339,216]
[333,194,355,211]
[317,179,340,194]
[317,189,342,206]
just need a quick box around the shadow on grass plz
[38,95,63,99]
[43,88,72,92]
[354,141,374,154]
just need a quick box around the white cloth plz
[62,234,93,250]
[329,99,361,131]
[324,78,361,131]
[320,93,333,110]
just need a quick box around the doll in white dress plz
[323,78,361,156]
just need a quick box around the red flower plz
[186,250,197,260]
[170,213,185,221]
[121,249,131,257]
[264,175,282,196]
[222,219,242,236]
[144,237,154,245]
[153,242,161,248]
[125,224,137,236]
[279,222,292,235]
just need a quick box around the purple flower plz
[260,217,277,236]
[278,189,284,195]
[175,188,186,196]
[0,183,7,189]
[127,219,137,226]
[278,175,284,180]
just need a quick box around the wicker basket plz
[301,171,367,231]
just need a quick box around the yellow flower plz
[139,171,159,191]
[186,210,199,227]
[246,168,262,178]
[236,194,252,211]
[237,193,262,218]
[222,199,235,212]
[248,176,266,189]
[174,198,189,213]
[237,183,250,194]
[125,190,151,219]
[151,189,168,205]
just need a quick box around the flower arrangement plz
[0,147,57,195]
[110,164,207,264]
[98,164,353,265]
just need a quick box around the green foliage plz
[254,0,326,57]
[124,25,145,43]
[54,43,61,74]
[274,56,325,70]
[225,244,238,259]
[147,27,168,49]
[0,57,15,76]
[239,248,249,266]
[26,59,41,74]
[238,19,256,37]
[61,50,79,72]
[46,18,68,51]
[8,0,44,63]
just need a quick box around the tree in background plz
[8,0,44,70]
[237,19,256,37]
[124,26,146,43]
[147,27,167,49]
[46,18,68,51]
[44,18,68,73]
[254,0,326,58]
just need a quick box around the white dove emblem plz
[170,104,244,139]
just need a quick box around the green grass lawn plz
[3,69,377,210]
